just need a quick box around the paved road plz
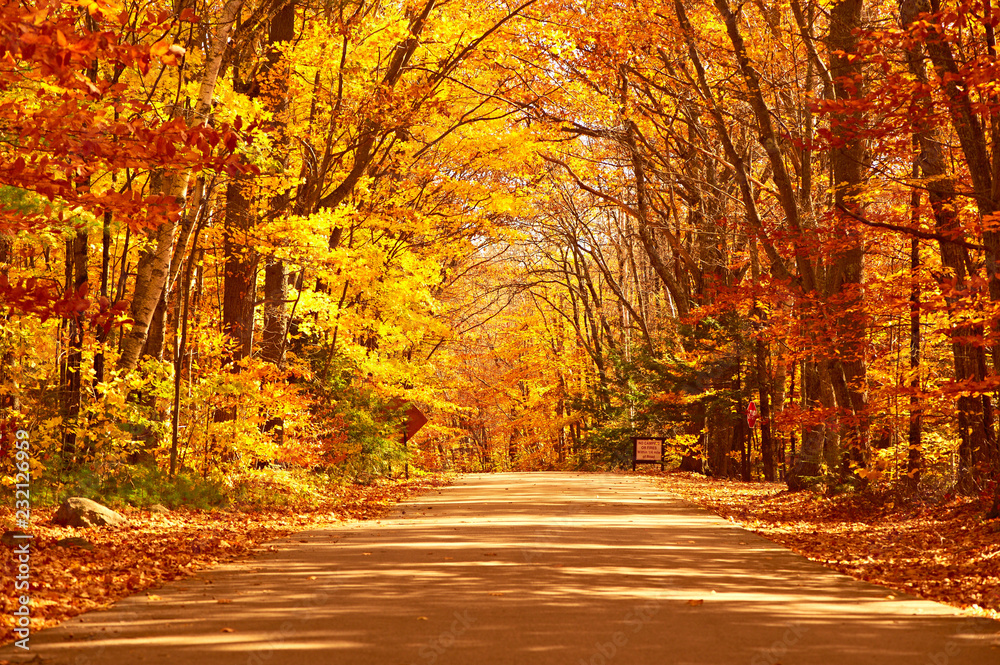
[2,472,998,664]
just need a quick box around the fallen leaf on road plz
[687,599,704,606]
[221,627,235,633]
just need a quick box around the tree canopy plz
[1,0,999,512]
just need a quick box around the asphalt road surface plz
[2,472,998,664]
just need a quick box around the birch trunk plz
[117,0,243,372]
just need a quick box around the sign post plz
[403,405,428,479]
[391,399,428,479]
[747,401,758,429]
[632,437,666,471]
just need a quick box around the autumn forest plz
[2,0,1000,515]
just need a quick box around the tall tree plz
[117,0,244,372]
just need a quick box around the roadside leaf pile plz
[660,472,1000,621]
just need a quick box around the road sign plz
[389,399,428,480]
[405,405,428,439]
[389,399,428,439]
[632,437,665,471]
[747,401,758,428]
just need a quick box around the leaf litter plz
[0,475,449,645]
[659,472,1000,622]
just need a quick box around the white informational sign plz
[634,438,663,462]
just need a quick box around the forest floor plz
[0,475,450,645]
[657,471,1000,621]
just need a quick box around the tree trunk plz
[62,230,88,462]
[222,177,257,363]
[902,0,992,491]
[916,0,1000,485]
[117,0,243,373]
[907,233,922,488]
[261,258,289,364]
[171,219,205,475]
[749,238,776,480]
[736,359,750,481]
[0,233,15,414]
[788,359,825,489]
[906,157,923,489]
[710,0,840,490]
[141,291,167,361]
[259,1,297,366]
[712,0,818,293]
[826,0,870,481]
[0,232,10,271]
[94,210,112,386]
[756,334,775,481]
